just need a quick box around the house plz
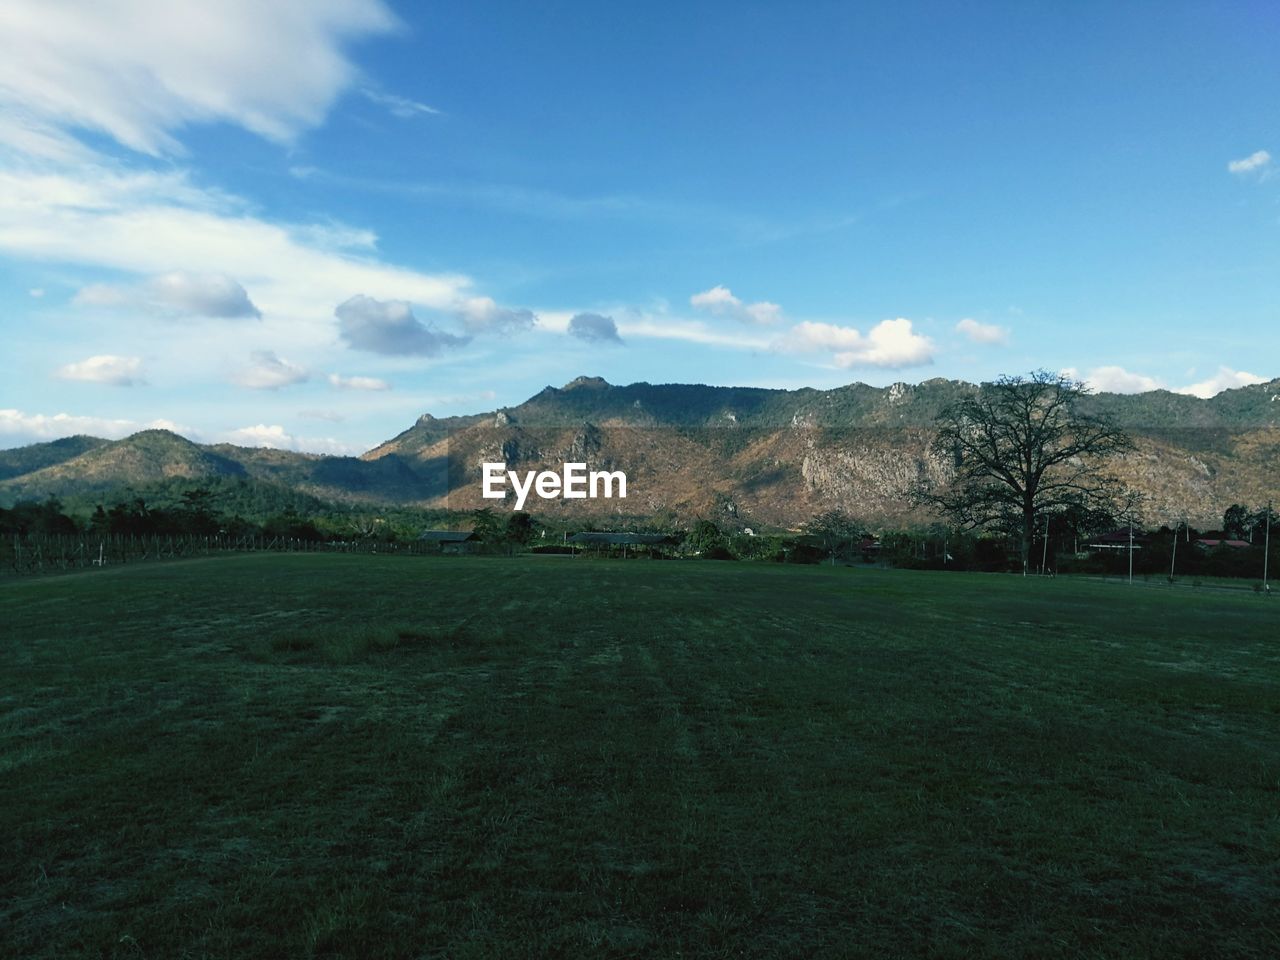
[1088,528,1150,552]
[857,537,882,559]
[1193,538,1252,551]
[417,530,479,554]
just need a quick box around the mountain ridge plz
[3,375,1278,527]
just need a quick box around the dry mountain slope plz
[358,375,1280,528]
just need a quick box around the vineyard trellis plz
[2,533,441,578]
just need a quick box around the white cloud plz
[0,165,476,331]
[0,0,399,157]
[361,88,441,118]
[955,317,1009,345]
[222,423,360,456]
[298,409,346,422]
[55,354,145,386]
[1068,365,1162,394]
[225,424,293,447]
[28,287,44,298]
[1061,364,1268,398]
[234,351,309,389]
[0,408,184,441]
[75,271,261,319]
[778,318,935,368]
[1227,150,1271,176]
[457,296,535,335]
[328,372,390,391]
[336,295,470,355]
[567,312,623,344]
[690,285,783,326]
[690,285,738,311]
[1176,366,1267,399]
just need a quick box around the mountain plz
[0,430,434,507]
[0,435,110,480]
[360,375,1280,528]
[0,430,246,500]
[2,376,1278,528]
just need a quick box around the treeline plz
[0,476,463,543]
[653,507,1276,582]
[3,487,1274,582]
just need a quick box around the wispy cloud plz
[361,88,441,118]
[618,318,772,350]
[76,271,261,319]
[289,166,666,221]
[1227,149,1272,177]
[328,372,390,391]
[0,165,476,329]
[955,318,1009,345]
[0,0,399,157]
[234,351,309,389]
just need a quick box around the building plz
[1088,528,1150,552]
[1193,538,1252,551]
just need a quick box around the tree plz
[918,370,1133,575]
[177,487,220,536]
[469,508,502,545]
[504,511,534,548]
[802,510,862,565]
[685,519,725,555]
[1223,504,1274,543]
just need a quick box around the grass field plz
[2,555,1278,959]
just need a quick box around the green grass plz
[2,555,1278,959]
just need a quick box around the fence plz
[1,534,442,578]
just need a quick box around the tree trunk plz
[1022,508,1034,577]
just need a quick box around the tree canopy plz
[802,509,863,565]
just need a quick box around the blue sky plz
[1,0,1277,454]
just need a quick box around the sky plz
[1,0,1277,455]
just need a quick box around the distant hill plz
[0,430,434,507]
[0,435,110,480]
[3,375,1278,528]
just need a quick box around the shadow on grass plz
[247,622,481,665]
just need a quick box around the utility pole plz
[1264,500,1272,594]
[1128,516,1134,585]
[1040,513,1050,575]
[1169,520,1178,583]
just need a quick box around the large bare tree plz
[919,370,1133,574]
